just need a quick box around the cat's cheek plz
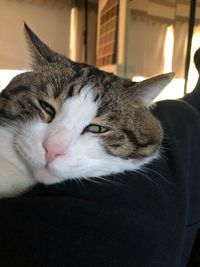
[20,143,46,169]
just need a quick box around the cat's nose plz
[42,139,66,164]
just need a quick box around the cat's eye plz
[82,124,109,134]
[39,100,55,115]
[38,100,55,120]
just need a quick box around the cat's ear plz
[24,23,71,69]
[129,73,174,105]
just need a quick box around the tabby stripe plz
[68,84,75,97]
[0,91,11,101]
[108,143,122,148]
[123,129,154,148]
[0,109,11,120]
[94,93,100,102]
[69,71,82,83]
[10,85,30,95]
[78,85,85,94]
[96,101,111,117]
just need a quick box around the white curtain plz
[126,0,190,79]
[127,14,167,78]
[172,22,188,78]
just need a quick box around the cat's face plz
[0,24,173,185]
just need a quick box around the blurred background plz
[0,0,199,101]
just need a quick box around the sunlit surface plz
[155,78,184,101]
[69,7,77,61]
[132,25,200,101]
[0,70,26,91]
[164,25,174,73]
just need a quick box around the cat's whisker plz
[75,178,87,191]
[162,138,178,147]
[96,176,125,186]
[158,147,169,162]
[83,177,103,185]
[134,169,157,186]
[157,153,168,162]
[142,166,175,187]
[110,174,130,187]
[158,154,168,163]
[82,175,116,186]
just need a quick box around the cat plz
[0,24,173,197]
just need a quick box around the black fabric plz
[188,228,200,266]
[0,84,200,266]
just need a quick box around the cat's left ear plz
[24,23,71,69]
[129,73,174,105]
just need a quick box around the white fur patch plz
[0,127,35,197]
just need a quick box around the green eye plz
[83,124,109,134]
[39,100,55,118]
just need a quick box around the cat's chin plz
[33,168,61,185]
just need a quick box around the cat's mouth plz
[33,167,61,184]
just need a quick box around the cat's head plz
[0,24,173,184]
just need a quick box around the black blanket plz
[0,82,200,267]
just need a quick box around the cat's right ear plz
[24,23,71,69]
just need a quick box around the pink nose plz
[43,139,66,164]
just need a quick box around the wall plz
[0,0,71,70]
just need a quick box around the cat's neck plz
[0,127,35,197]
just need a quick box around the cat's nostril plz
[42,140,66,164]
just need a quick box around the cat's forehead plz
[36,62,125,89]
[2,63,131,120]
[32,65,125,101]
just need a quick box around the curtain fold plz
[127,14,167,78]
[172,22,188,78]
[126,0,190,79]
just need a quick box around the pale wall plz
[0,0,71,70]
